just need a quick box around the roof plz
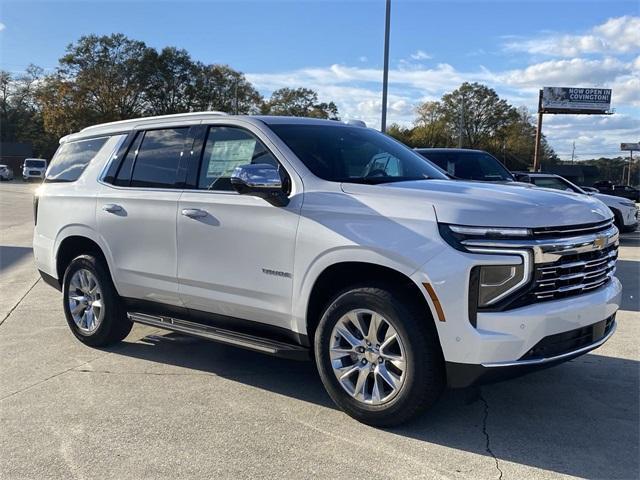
[61,113,356,143]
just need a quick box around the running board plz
[127,312,310,361]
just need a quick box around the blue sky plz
[1,0,638,159]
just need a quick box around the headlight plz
[472,262,528,307]
[448,225,531,237]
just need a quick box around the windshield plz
[269,124,447,184]
[25,159,46,168]
[417,150,514,182]
[531,176,584,194]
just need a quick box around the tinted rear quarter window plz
[45,138,109,182]
[130,128,188,188]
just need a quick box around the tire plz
[62,254,132,347]
[314,283,444,427]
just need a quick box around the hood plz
[593,192,635,207]
[341,179,612,228]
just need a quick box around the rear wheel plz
[62,255,132,347]
[314,284,444,426]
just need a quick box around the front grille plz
[531,243,617,301]
[29,170,40,175]
[520,315,615,361]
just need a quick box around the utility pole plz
[380,0,391,133]
[234,78,239,115]
[533,89,543,172]
[571,141,575,164]
[457,96,464,148]
[628,150,633,186]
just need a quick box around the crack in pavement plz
[0,276,40,327]
[479,390,504,480]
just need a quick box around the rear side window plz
[45,138,108,182]
[130,128,188,188]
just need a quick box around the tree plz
[261,88,339,119]
[387,83,558,169]
[191,64,263,114]
[410,101,450,147]
[145,47,198,115]
[58,33,154,120]
[439,82,516,149]
[1,66,58,157]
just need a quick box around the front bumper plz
[447,314,616,388]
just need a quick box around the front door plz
[177,125,301,329]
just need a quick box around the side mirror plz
[230,163,289,206]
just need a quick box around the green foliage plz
[387,82,558,170]
[261,88,339,119]
[1,65,58,157]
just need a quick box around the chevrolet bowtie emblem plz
[593,236,607,249]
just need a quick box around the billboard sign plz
[541,87,612,113]
[621,143,640,151]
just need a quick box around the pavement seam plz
[479,390,504,480]
[0,276,40,327]
[72,368,214,377]
[0,352,109,402]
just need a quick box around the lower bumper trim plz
[446,317,616,388]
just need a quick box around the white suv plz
[33,112,621,426]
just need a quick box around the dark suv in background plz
[415,148,516,182]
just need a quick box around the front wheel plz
[62,255,132,347]
[314,284,444,427]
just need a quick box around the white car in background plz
[22,158,48,182]
[514,172,638,233]
[0,164,14,181]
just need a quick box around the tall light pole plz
[380,0,391,133]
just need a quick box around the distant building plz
[0,142,33,173]
[542,164,600,186]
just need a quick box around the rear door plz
[97,126,192,306]
[176,123,302,329]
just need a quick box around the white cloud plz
[0,22,5,32]
[410,50,432,60]
[247,17,639,159]
[358,56,368,63]
[504,15,640,57]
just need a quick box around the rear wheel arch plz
[56,235,116,290]
[305,262,440,348]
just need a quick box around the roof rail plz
[79,111,227,133]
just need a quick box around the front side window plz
[130,128,188,188]
[198,126,278,191]
[45,138,108,182]
[269,124,447,184]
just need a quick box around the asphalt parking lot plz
[1,181,638,480]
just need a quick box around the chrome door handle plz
[181,208,208,219]
[102,203,123,213]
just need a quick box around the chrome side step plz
[127,312,309,361]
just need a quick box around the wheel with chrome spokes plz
[68,268,104,334]
[315,284,445,427]
[330,309,407,405]
[62,254,132,347]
